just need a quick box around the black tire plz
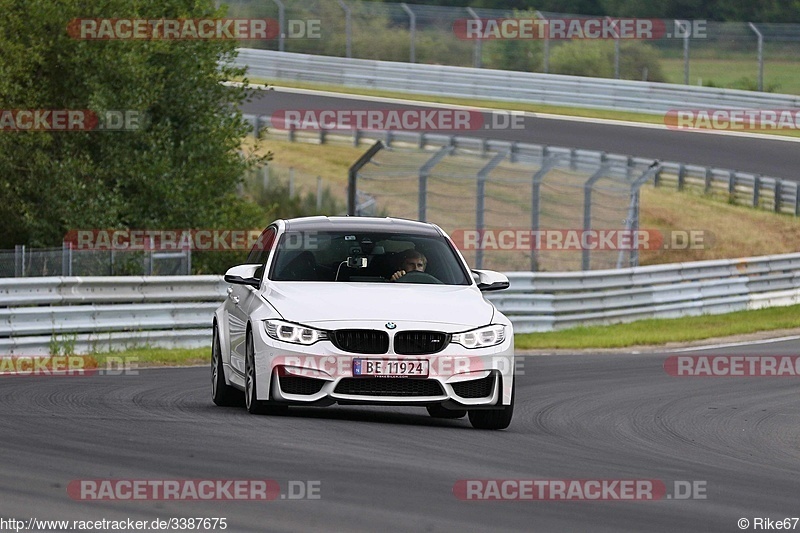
[212,325,244,407]
[426,405,467,419]
[245,330,288,416]
[468,383,514,430]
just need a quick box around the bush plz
[549,40,665,81]
[483,10,544,72]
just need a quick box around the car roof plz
[281,216,442,237]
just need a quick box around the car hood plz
[263,282,495,328]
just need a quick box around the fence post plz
[475,151,508,269]
[417,146,454,222]
[748,22,764,92]
[337,0,352,58]
[466,7,482,68]
[795,184,800,216]
[752,175,760,207]
[271,0,285,52]
[704,167,712,193]
[348,141,385,216]
[625,161,661,268]
[774,179,782,213]
[531,151,566,271]
[401,3,416,63]
[676,20,690,84]
[677,163,686,190]
[608,16,620,79]
[582,165,610,270]
[536,11,549,73]
[15,244,24,277]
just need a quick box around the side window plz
[246,227,276,279]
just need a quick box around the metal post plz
[62,241,69,276]
[271,0,285,52]
[774,178,782,213]
[608,17,620,79]
[582,164,611,270]
[748,22,764,91]
[15,244,23,277]
[337,0,352,58]
[622,161,661,268]
[728,170,736,197]
[680,20,690,85]
[417,146,454,222]
[289,167,295,198]
[317,176,323,211]
[475,151,508,269]
[401,3,416,63]
[795,184,800,216]
[530,153,566,271]
[147,238,153,276]
[348,141,385,216]
[753,175,761,207]
[536,11,549,73]
[466,7,482,68]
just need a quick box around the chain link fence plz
[224,0,800,93]
[353,140,657,272]
[0,245,191,277]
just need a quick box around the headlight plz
[264,320,328,345]
[450,325,506,349]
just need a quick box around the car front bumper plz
[252,321,515,408]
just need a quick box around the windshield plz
[268,230,471,285]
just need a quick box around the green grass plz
[245,76,800,139]
[661,58,800,95]
[77,303,800,365]
[515,304,800,350]
[88,346,207,367]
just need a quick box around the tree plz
[0,0,268,249]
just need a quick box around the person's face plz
[403,258,425,272]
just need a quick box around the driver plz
[390,250,427,281]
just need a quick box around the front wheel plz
[212,325,243,407]
[468,383,514,430]
[245,330,288,416]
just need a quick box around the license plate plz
[353,359,429,377]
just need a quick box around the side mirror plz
[224,264,262,288]
[472,269,510,292]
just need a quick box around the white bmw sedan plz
[212,216,515,430]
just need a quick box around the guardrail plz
[495,253,800,332]
[236,49,800,114]
[248,114,800,216]
[2,253,799,352]
[0,276,228,354]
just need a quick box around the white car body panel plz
[213,216,516,429]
